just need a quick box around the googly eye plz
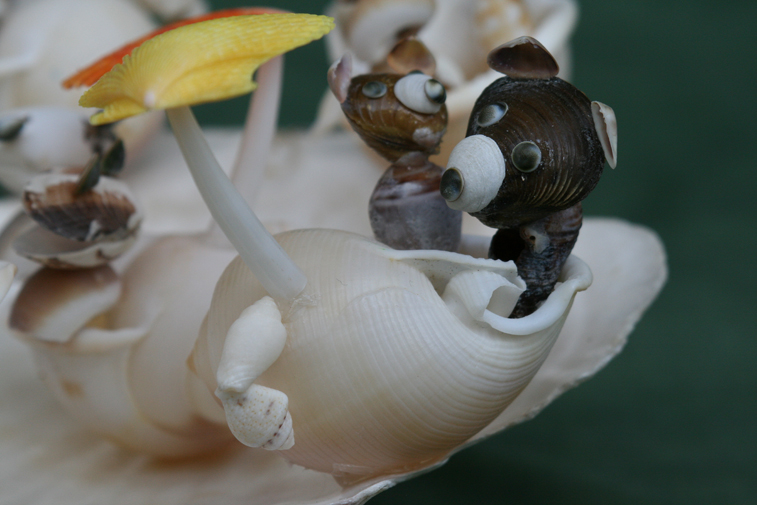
[394,73,443,114]
[362,81,388,98]
[424,79,446,105]
[511,141,542,172]
[476,103,508,128]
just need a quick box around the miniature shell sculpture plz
[320,0,579,163]
[441,37,617,317]
[6,9,595,485]
[0,8,670,505]
[328,40,461,251]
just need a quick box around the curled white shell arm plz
[215,296,293,450]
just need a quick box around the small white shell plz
[393,72,443,114]
[591,101,617,169]
[444,134,506,212]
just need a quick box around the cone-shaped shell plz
[80,14,334,125]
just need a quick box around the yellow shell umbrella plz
[79,13,334,302]
[80,14,334,124]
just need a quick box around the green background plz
[204,1,757,503]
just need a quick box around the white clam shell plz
[191,228,591,481]
[393,72,443,114]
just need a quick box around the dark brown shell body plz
[341,74,448,162]
[467,76,604,229]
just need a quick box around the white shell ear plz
[591,101,617,169]
[327,54,352,104]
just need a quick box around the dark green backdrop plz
[203,1,757,503]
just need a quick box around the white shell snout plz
[442,134,506,212]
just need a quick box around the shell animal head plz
[331,54,448,162]
[441,37,617,228]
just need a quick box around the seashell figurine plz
[441,36,617,317]
[328,39,461,251]
[0,8,668,505]
[14,9,591,477]
[320,0,579,164]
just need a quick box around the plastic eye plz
[511,141,542,172]
[476,103,508,128]
[362,81,387,98]
[424,79,446,105]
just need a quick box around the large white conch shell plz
[191,228,591,482]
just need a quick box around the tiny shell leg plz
[215,296,294,450]
[490,204,582,318]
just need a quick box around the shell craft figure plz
[441,36,618,317]
[328,38,462,251]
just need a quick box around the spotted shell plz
[340,74,447,162]
[465,76,604,228]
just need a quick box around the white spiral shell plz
[191,228,591,480]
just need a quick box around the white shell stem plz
[204,57,284,247]
[166,106,306,303]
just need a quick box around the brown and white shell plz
[339,74,448,162]
[14,173,142,268]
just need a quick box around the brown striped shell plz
[22,173,140,242]
[14,172,142,269]
[466,76,605,228]
[340,73,447,162]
